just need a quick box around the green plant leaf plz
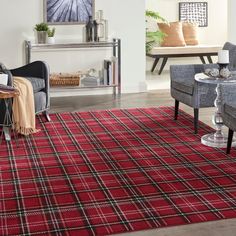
[145,10,167,23]
[35,22,49,31]
[145,10,167,53]
[48,27,56,37]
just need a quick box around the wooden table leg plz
[199,56,206,64]
[158,57,168,75]
[207,55,213,63]
[151,57,160,72]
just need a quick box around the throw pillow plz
[157,21,186,47]
[182,22,199,45]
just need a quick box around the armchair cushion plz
[24,77,45,93]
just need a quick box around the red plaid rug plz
[1,107,236,236]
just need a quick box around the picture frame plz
[44,0,94,25]
[179,2,208,27]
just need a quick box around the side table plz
[195,73,236,148]
[0,89,19,143]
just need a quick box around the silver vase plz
[37,31,47,44]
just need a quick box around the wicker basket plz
[50,73,80,87]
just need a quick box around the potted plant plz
[34,22,49,44]
[146,10,167,52]
[47,27,56,44]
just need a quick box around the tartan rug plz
[1,107,236,236]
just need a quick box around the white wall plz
[0,0,146,94]
[228,0,236,43]
[146,0,228,45]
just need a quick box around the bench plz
[147,45,222,75]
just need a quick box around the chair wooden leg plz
[43,110,51,122]
[227,129,234,154]
[174,100,179,120]
[194,108,199,134]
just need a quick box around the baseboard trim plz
[50,82,147,97]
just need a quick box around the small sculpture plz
[204,68,211,75]
[205,68,219,77]
[220,67,231,78]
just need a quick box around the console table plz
[24,39,121,96]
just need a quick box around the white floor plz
[146,69,170,90]
[146,56,170,90]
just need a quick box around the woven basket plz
[50,73,80,87]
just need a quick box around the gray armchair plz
[170,42,236,133]
[222,102,236,154]
[0,61,50,132]
[10,61,50,120]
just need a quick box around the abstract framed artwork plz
[44,0,94,25]
[179,2,208,27]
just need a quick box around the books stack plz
[103,57,118,85]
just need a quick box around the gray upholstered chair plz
[10,61,50,121]
[222,102,236,154]
[0,61,50,138]
[170,42,236,134]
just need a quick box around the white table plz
[195,73,236,148]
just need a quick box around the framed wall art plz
[44,0,94,25]
[179,2,208,27]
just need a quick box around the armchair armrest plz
[170,64,219,84]
[170,64,219,108]
[10,61,49,80]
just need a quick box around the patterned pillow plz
[182,22,199,45]
[157,21,186,47]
